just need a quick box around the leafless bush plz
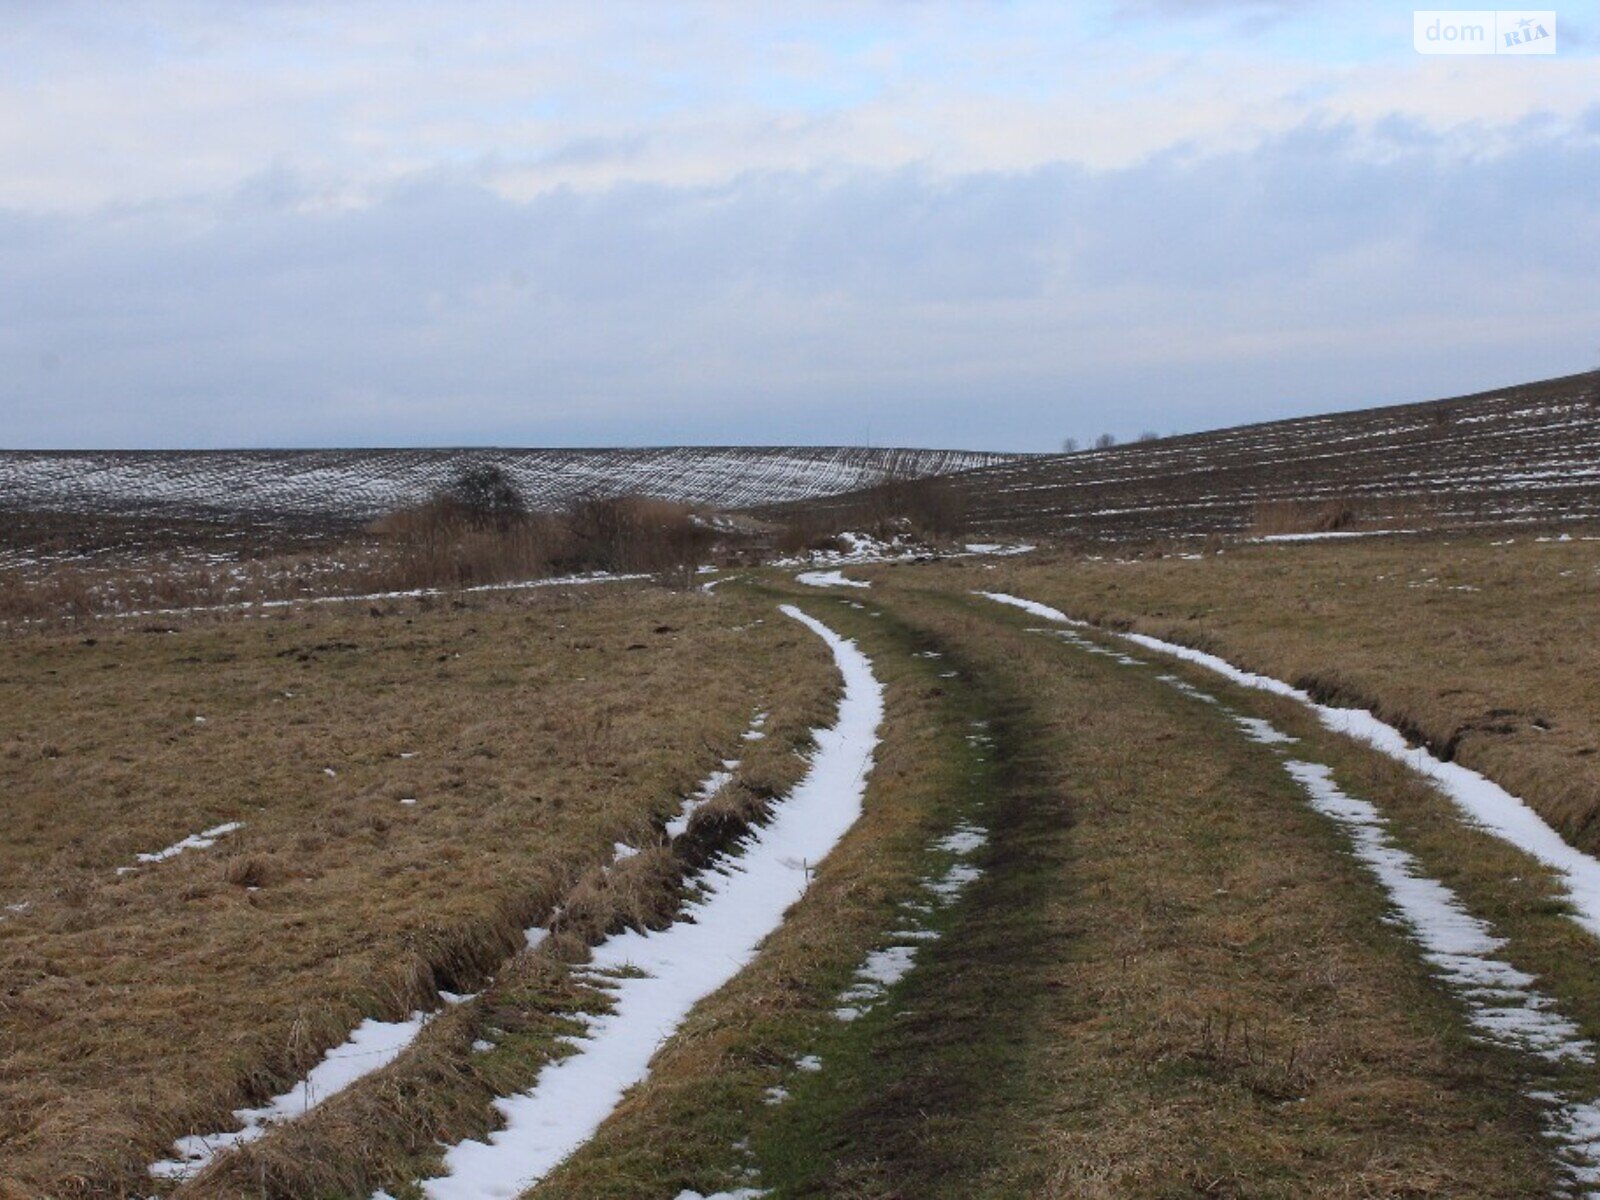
[442,464,526,529]
[852,470,969,542]
[374,498,568,590]
[1249,498,1357,535]
[562,495,714,585]
[774,469,967,552]
[774,511,844,555]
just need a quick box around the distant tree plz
[1060,436,1080,453]
[1094,432,1118,450]
[1138,430,1161,442]
[445,464,526,529]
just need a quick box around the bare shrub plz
[375,499,568,590]
[562,495,714,585]
[1250,498,1357,536]
[887,473,968,541]
[835,470,970,544]
[774,510,845,555]
[442,464,526,530]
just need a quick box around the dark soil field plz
[766,370,1600,541]
[0,447,1017,525]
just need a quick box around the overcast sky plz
[2,2,1596,450]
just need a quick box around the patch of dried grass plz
[0,584,832,1197]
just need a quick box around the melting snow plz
[992,589,1600,1193]
[796,569,871,589]
[151,1010,434,1180]
[408,604,883,1200]
[1251,530,1406,543]
[1236,716,1298,745]
[665,767,735,841]
[832,823,988,1022]
[1285,761,1590,1063]
[129,821,245,867]
[981,591,1600,944]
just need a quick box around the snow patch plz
[1236,716,1298,745]
[1250,530,1406,543]
[129,821,244,868]
[981,591,1600,944]
[151,1010,433,1180]
[1285,760,1590,1062]
[796,569,871,589]
[408,605,883,1200]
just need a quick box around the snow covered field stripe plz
[105,570,651,622]
[150,1006,452,1180]
[118,821,244,874]
[795,569,871,589]
[151,724,767,1182]
[978,591,1600,944]
[408,604,884,1200]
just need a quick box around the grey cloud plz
[2,112,1597,451]
[1111,0,1313,33]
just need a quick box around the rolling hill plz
[0,446,1018,524]
[767,370,1600,540]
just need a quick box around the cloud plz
[1,1,1595,213]
[1112,0,1311,25]
[2,3,1595,450]
[2,109,1596,450]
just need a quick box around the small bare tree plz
[1094,432,1118,450]
[445,464,526,530]
[1060,436,1080,453]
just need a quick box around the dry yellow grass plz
[179,669,835,1200]
[872,583,1557,1195]
[517,581,1558,1197]
[929,529,1600,851]
[10,526,1597,1197]
[0,582,834,1197]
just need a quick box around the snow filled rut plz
[980,591,1600,945]
[396,604,883,1200]
[146,719,767,1185]
[980,590,1600,1192]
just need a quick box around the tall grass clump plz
[372,469,566,590]
[779,469,969,553]
[372,470,714,591]
[564,495,715,585]
[1249,497,1357,536]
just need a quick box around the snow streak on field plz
[147,714,769,1186]
[795,569,871,589]
[984,591,1600,1193]
[0,447,1018,521]
[784,371,1600,540]
[150,1007,445,1180]
[407,604,883,1200]
[979,591,1600,945]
